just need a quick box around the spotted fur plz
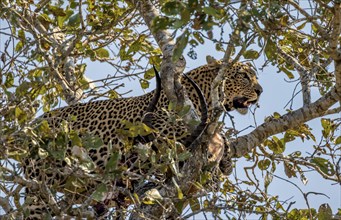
[23,61,262,219]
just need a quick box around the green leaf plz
[178,105,191,117]
[92,183,108,202]
[175,200,185,214]
[266,136,285,154]
[161,1,185,16]
[177,151,192,161]
[4,72,14,88]
[280,67,295,79]
[297,22,306,30]
[203,7,220,18]
[311,157,335,176]
[105,150,121,173]
[144,68,155,80]
[48,5,66,16]
[193,32,204,44]
[172,178,183,199]
[151,17,173,32]
[168,101,176,111]
[279,15,289,26]
[15,41,23,52]
[17,29,25,40]
[82,134,103,149]
[265,39,277,60]
[109,90,119,99]
[321,118,331,138]
[189,198,200,212]
[139,79,150,89]
[57,9,74,28]
[172,29,189,62]
[95,48,110,58]
[68,13,81,27]
[317,204,333,220]
[258,159,271,170]
[15,106,27,123]
[335,136,341,145]
[243,49,260,59]
[69,131,82,147]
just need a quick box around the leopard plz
[22,60,263,219]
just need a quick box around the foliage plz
[0,0,340,219]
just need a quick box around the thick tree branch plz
[128,0,186,105]
[0,197,12,213]
[127,0,202,134]
[330,3,341,95]
[329,3,341,62]
[230,86,340,157]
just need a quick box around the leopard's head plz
[223,62,263,114]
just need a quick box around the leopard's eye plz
[241,71,251,80]
[242,76,250,84]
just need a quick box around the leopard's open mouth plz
[233,97,258,109]
[224,97,258,114]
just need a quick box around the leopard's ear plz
[206,56,220,66]
[206,55,216,64]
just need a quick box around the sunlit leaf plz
[280,67,295,79]
[335,136,341,145]
[38,148,49,159]
[143,188,163,204]
[15,41,23,52]
[311,157,335,176]
[243,49,260,59]
[317,203,332,220]
[193,32,204,44]
[139,79,149,89]
[95,48,110,59]
[144,68,155,80]
[258,159,271,170]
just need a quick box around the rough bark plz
[128,0,202,133]
[125,1,208,219]
[229,87,340,158]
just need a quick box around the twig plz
[277,47,311,106]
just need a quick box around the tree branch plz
[129,0,186,104]
[277,47,311,106]
[330,3,341,96]
[230,86,340,157]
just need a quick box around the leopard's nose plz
[255,84,263,96]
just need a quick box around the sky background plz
[1,3,340,218]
